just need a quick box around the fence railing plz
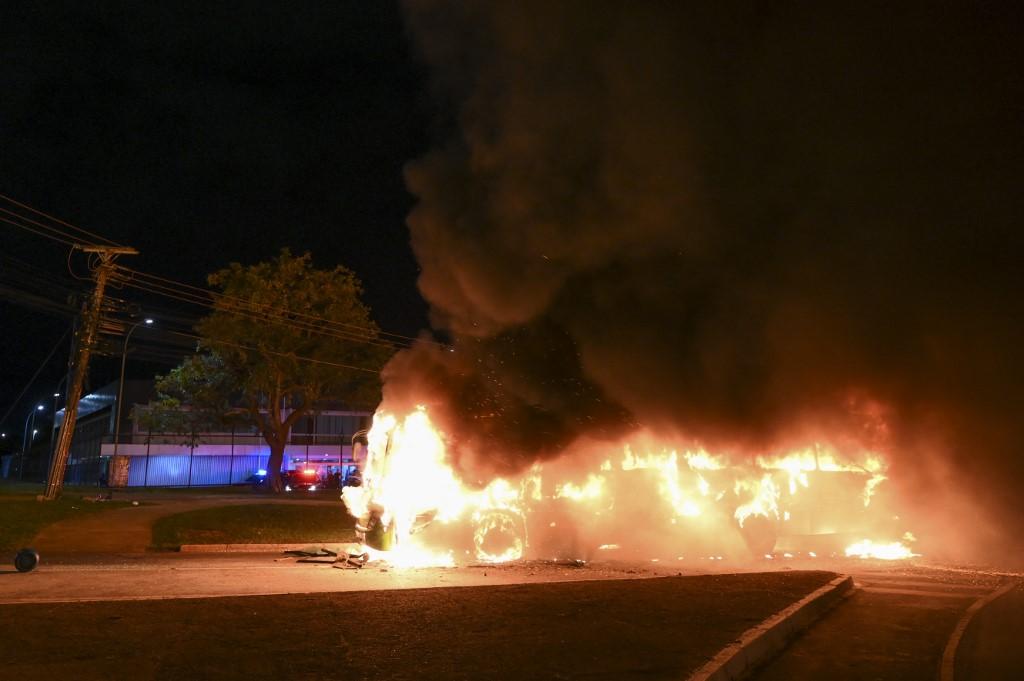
[101,433,356,446]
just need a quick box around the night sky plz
[1,2,429,436]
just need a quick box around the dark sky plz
[1,2,429,437]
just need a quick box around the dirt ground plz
[0,570,834,681]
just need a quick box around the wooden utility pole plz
[40,245,137,501]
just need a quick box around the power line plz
[0,214,77,246]
[114,275,402,350]
[0,196,440,352]
[0,193,123,247]
[163,329,382,374]
[0,252,83,290]
[115,265,438,347]
[111,270,407,351]
[0,205,95,249]
[0,329,70,431]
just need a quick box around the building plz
[53,380,372,487]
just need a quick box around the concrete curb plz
[179,542,349,553]
[939,579,1020,681]
[688,574,855,681]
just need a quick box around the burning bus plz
[341,407,916,567]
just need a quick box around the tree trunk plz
[266,441,285,493]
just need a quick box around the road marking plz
[940,580,1020,681]
[855,579,991,594]
[859,586,976,599]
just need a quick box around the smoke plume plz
[389,3,1024,557]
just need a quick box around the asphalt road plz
[753,564,1022,681]
[954,580,1024,680]
[0,552,705,604]
[2,550,1020,680]
[0,572,837,681]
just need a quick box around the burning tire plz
[473,509,526,563]
[738,515,778,556]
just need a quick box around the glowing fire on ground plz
[845,539,918,560]
[341,407,918,568]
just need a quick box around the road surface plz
[2,550,1020,679]
[753,564,1021,681]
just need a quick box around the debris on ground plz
[282,543,373,569]
[283,546,338,557]
[334,551,370,569]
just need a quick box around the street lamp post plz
[47,382,66,482]
[20,404,44,480]
[110,318,152,486]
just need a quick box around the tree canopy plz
[143,250,391,491]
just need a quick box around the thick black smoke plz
[390,2,1024,554]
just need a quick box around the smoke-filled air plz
[370,2,1023,563]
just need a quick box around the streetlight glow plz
[36,404,44,411]
[144,318,154,324]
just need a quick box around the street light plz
[47,379,68,482]
[112,317,154,468]
[21,404,44,480]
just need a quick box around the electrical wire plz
[0,205,95,249]
[1,197,439,353]
[0,329,71,431]
[115,276,403,350]
[111,271,407,351]
[114,265,439,347]
[163,329,382,374]
[0,214,77,246]
[0,193,124,247]
[66,247,91,281]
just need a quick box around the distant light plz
[285,485,292,492]
[144,318,154,325]
[303,469,315,475]
[308,485,317,492]
[32,429,38,436]
[256,469,267,476]
[36,405,44,411]
[53,393,60,397]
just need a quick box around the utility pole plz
[40,245,137,501]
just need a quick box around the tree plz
[134,353,239,449]
[146,250,390,491]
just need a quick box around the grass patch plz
[0,495,130,553]
[152,503,356,547]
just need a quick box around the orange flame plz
[343,406,916,567]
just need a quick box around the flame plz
[621,445,704,517]
[343,405,915,567]
[844,539,918,560]
[733,474,781,528]
[343,408,529,566]
[472,509,525,563]
[554,474,606,501]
